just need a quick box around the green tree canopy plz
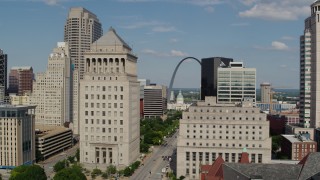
[53,166,86,180]
[10,165,46,180]
[106,165,117,175]
[54,160,69,172]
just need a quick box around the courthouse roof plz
[94,27,131,50]
[298,153,320,180]
[224,163,302,180]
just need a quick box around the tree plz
[140,142,150,153]
[75,149,80,162]
[53,165,86,180]
[101,172,109,179]
[123,167,133,177]
[54,160,69,172]
[91,168,102,179]
[10,165,46,180]
[131,161,140,170]
[35,149,44,162]
[272,135,282,153]
[67,156,75,164]
[106,165,117,175]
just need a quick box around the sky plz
[0,0,316,89]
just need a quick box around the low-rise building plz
[223,152,320,180]
[0,105,36,169]
[281,134,317,161]
[35,125,72,160]
[9,93,31,105]
[167,90,192,111]
[285,124,314,140]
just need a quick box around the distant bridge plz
[167,57,201,100]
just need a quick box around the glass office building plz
[217,62,256,104]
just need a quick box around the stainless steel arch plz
[167,57,201,101]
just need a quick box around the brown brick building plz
[281,134,317,160]
[8,66,33,95]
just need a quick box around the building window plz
[186,152,190,161]
[258,154,262,163]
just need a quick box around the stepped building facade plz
[31,42,71,126]
[79,28,140,168]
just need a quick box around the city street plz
[131,131,178,180]
[38,143,79,179]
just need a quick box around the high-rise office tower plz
[217,62,256,104]
[143,85,167,118]
[201,57,233,100]
[0,105,36,168]
[8,66,33,95]
[300,1,320,128]
[64,7,103,79]
[0,49,8,97]
[260,82,271,103]
[79,28,140,168]
[31,42,71,126]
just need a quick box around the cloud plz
[44,0,58,5]
[254,41,289,51]
[230,22,249,26]
[239,0,314,21]
[141,49,188,57]
[23,0,84,6]
[121,21,164,29]
[280,64,287,68]
[121,20,180,33]
[186,0,223,6]
[281,36,295,40]
[170,50,188,57]
[271,41,289,50]
[238,0,257,6]
[117,0,154,2]
[204,6,214,13]
[169,38,179,43]
[152,26,176,32]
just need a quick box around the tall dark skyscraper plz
[0,49,7,96]
[201,57,233,100]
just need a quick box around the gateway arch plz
[168,57,201,101]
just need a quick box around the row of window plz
[191,108,258,113]
[85,110,124,116]
[186,124,263,129]
[187,130,262,136]
[85,94,124,100]
[84,135,123,142]
[85,86,124,92]
[186,116,263,121]
[185,151,263,164]
[85,119,124,125]
[185,141,263,148]
[85,102,124,108]
[85,127,124,134]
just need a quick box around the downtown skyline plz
[0,0,314,88]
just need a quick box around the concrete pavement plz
[130,131,178,180]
